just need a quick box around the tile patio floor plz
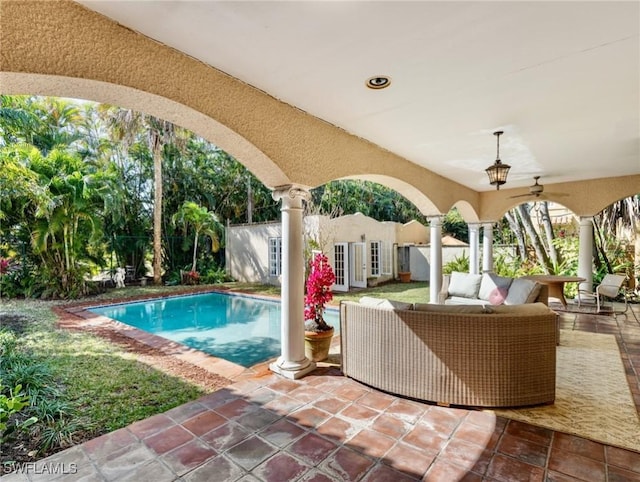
[2,303,640,482]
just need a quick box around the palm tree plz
[594,195,640,280]
[26,146,109,295]
[171,201,224,273]
[99,106,187,285]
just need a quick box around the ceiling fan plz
[511,176,567,198]
[510,176,553,199]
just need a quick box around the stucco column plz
[428,216,443,304]
[269,185,316,380]
[468,223,480,274]
[578,216,594,292]
[482,222,494,273]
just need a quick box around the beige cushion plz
[489,302,552,315]
[414,303,490,314]
[504,278,541,305]
[444,297,489,306]
[359,296,413,311]
[478,273,513,305]
[447,272,483,299]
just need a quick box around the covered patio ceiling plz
[76,1,639,193]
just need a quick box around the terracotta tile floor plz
[2,304,640,481]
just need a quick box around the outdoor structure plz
[226,213,474,290]
[1,1,638,379]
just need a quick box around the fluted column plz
[482,222,494,273]
[578,216,594,292]
[468,223,480,274]
[428,216,443,304]
[269,185,315,379]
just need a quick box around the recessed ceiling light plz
[366,76,391,90]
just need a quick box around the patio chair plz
[577,274,637,320]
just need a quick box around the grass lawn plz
[227,280,430,305]
[331,281,429,305]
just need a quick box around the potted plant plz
[304,253,336,362]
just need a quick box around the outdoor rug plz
[491,329,640,452]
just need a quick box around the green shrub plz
[31,416,83,454]
[0,360,55,400]
[0,268,46,299]
[0,382,38,445]
[30,399,74,424]
[201,267,232,284]
[0,329,80,456]
[443,252,469,274]
[0,330,17,357]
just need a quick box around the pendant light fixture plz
[485,130,510,190]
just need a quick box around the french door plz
[349,242,367,288]
[332,243,348,292]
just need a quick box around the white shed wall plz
[226,222,282,285]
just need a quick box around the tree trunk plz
[247,177,253,224]
[152,142,163,285]
[538,202,560,269]
[593,220,612,274]
[192,232,199,273]
[634,226,640,290]
[504,210,527,262]
[516,204,552,273]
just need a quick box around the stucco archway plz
[0,0,476,215]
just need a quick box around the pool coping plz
[53,287,341,383]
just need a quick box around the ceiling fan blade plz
[509,193,536,199]
[543,191,570,197]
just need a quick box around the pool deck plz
[3,296,640,481]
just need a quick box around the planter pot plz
[304,327,334,362]
[399,271,411,283]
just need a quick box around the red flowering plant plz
[184,270,200,285]
[304,253,336,333]
[0,258,9,275]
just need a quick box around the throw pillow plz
[504,278,539,305]
[478,273,513,305]
[447,272,483,299]
[488,288,509,305]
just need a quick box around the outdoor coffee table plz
[522,275,585,307]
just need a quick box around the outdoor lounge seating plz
[340,300,557,408]
[577,274,638,320]
[438,271,548,306]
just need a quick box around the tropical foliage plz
[172,201,224,273]
[1,95,638,298]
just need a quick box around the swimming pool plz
[89,292,339,368]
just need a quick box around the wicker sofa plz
[340,300,557,408]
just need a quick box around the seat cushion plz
[444,296,489,306]
[490,302,552,315]
[447,272,483,299]
[478,273,513,305]
[359,296,413,311]
[414,303,490,313]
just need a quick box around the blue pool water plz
[89,292,339,368]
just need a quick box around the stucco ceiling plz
[78,1,639,192]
